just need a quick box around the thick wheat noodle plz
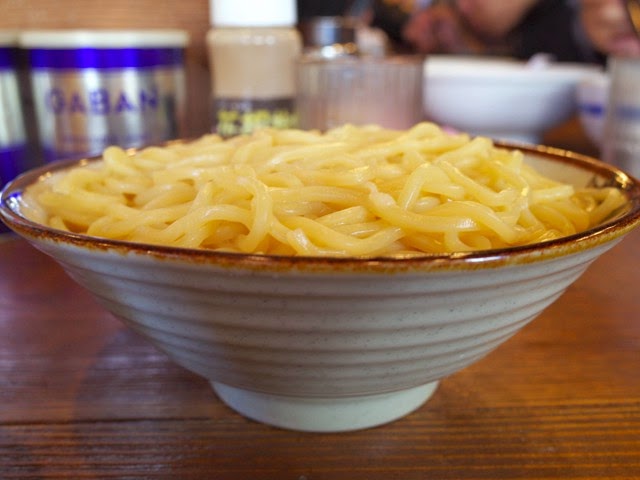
[21,122,627,257]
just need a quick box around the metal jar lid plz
[299,16,359,58]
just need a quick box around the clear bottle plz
[206,0,302,137]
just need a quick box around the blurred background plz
[0,0,611,138]
[2,0,638,162]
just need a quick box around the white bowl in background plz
[2,144,640,432]
[576,70,609,148]
[423,55,602,144]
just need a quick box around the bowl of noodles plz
[2,123,640,432]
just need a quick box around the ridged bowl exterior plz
[36,237,616,397]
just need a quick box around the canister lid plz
[19,29,189,48]
[210,0,297,27]
[299,17,357,48]
[0,30,19,47]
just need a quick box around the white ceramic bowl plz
[2,145,640,432]
[576,70,609,148]
[423,55,602,144]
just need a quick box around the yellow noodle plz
[21,122,628,256]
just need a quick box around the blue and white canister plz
[0,31,29,234]
[0,31,28,188]
[20,30,189,162]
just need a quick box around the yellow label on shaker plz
[212,98,298,137]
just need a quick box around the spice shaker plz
[206,0,302,137]
[296,54,424,131]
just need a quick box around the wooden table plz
[2,134,639,479]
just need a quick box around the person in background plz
[297,0,351,20]
[297,0,640,62]
[385,0,606,63]
[297,0,378,21]
[580,0,640,57]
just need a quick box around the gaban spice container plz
[20,29,189,162]
[0,31,29,187]
[0,30,30,235]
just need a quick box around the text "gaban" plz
[44,86,159,115]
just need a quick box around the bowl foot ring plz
[211,380,439,432]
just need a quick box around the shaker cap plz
[0,30,19,47]
[210,0,297,27]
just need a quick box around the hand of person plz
[454,0,538,39]
[401,3,485,54]
[401,0,538,55]
[580,0,640,56]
